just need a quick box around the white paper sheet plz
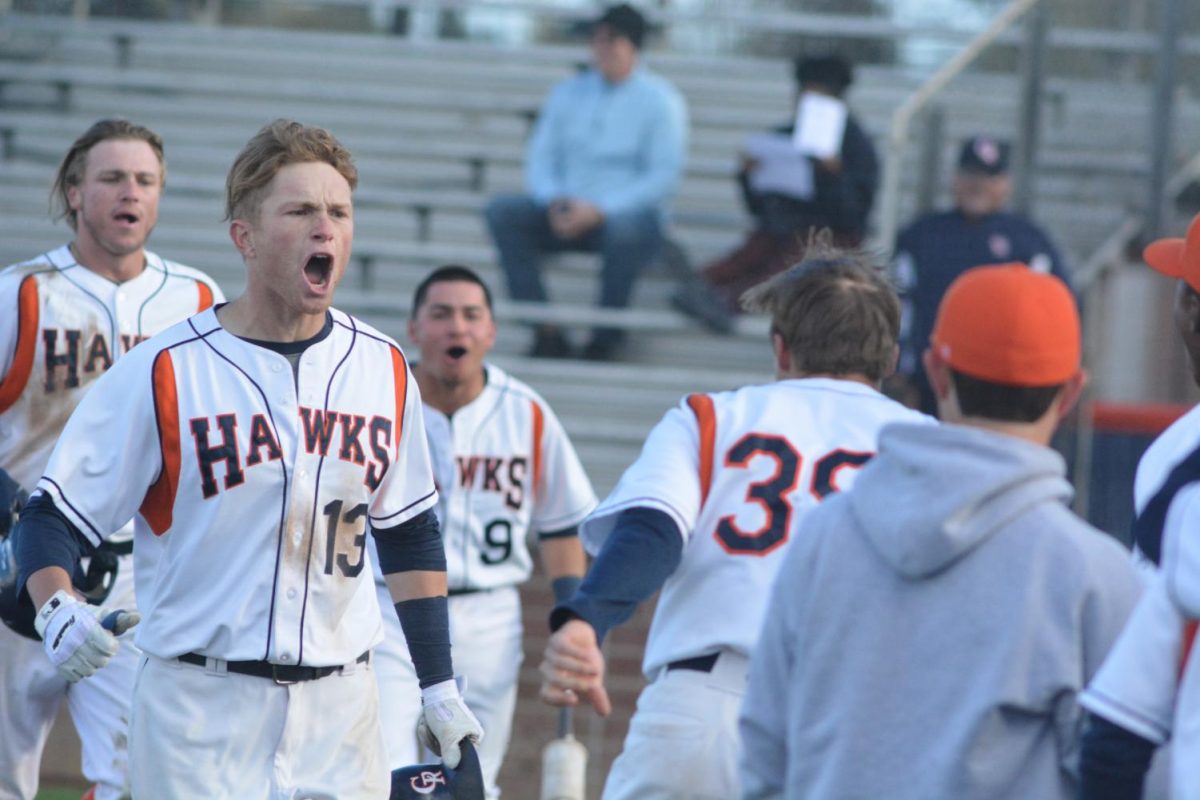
[792,93,847,160]
[743,132,813,200]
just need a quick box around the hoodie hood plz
[850,422,1072,579]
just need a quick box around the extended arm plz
[373,508,482,767]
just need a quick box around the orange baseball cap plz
[1144,214,1200,293]
[930,263,1080,387]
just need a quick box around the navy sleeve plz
[14,492,93,597]
[371,508,445,574]
[1077,713,1157,800]
[549,507,683,643]
[393,595,453,689]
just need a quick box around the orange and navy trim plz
[139,350,181,535]
[0,275,39,413]
[196,280,215,312]
[531,400,545,500]
[686,393,716,506]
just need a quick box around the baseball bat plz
[539,706,587,800]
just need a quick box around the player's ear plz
[66,183,82,212]
[1054,369,1088,420]
[771,331,792,374]
[229,220,255,260]
[921,347,951,400]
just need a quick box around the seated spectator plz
[484,3,688,361]
[891,134,1072,413]
[674,53,877,327]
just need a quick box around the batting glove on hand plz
[417,678,484,769]
[34,590,139,682]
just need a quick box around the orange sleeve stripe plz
[686,393,716,506]
[391,347,407,449]
[531,400,545,500]
[0,275,39,413]
[139,351,181,536]
[1181,620,1199,681]
[195,280,215,312]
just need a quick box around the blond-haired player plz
[11,120,480,798]
[539,246,931,799]
[0,119,221,800]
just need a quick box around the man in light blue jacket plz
[740,263,1142,799]
[484,3,688,362]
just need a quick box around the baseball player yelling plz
[11,120,480,798]
[372,265,595,798]
[0,119,222,800]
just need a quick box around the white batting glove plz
[34,590,139,683]
[417,678,484,769]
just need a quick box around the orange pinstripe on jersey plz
[0,275,39,413]
[140,350,181,535]
[686,393,716,506]
[1182,619,1199,681]
[390,347,407,448]
[196,280,215,312]
[531,400,545,498]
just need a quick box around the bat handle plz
[557,705,573,739]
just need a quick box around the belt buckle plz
[271,664,299,686]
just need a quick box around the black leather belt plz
[448,587,484,596]
[178,651,369,684]
[666,652,720,673]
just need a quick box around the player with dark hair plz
[372,264,595,799]
[740,263,1142,799]
[10,120,481,797]
[539,245,928,798]
[0,118,222,800]
[674,53,878,328]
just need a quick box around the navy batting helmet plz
[391,739,484,800]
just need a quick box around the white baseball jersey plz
[35,306,436,666]
[1080,404,1200,797]
[581,377,931,677]
[429,363,596,591]
[0,245,221,800]
[0,245,221,491]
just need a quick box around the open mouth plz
[304,254,333,288]
[114,212,139,225]
[446,346,467,360]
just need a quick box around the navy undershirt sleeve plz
[1077,713,1157,800]
[372,508,445,574]
[13,492,94,598]
[394,596,453,689]
[549,507,683,644]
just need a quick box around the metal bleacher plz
[1,10,1196,493]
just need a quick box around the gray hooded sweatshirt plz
[740,422,1143,800]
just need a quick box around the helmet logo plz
[410,769,448,795]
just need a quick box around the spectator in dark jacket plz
[677,54,878,323]
[890,135,1072,414]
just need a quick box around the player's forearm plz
[384,569,448,603]
[540,533,586,580]
[549,507,682,643]
[1078,713,1157,800]
[25,566,75,610]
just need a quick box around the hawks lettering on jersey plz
[582,378,932,677]
[0,246,220,491]
[188,407,394,499]
[36,307,436,665]
[415,364,595,591]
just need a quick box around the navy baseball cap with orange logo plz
[931,263,1080,387]
[1144,214,1200,294]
